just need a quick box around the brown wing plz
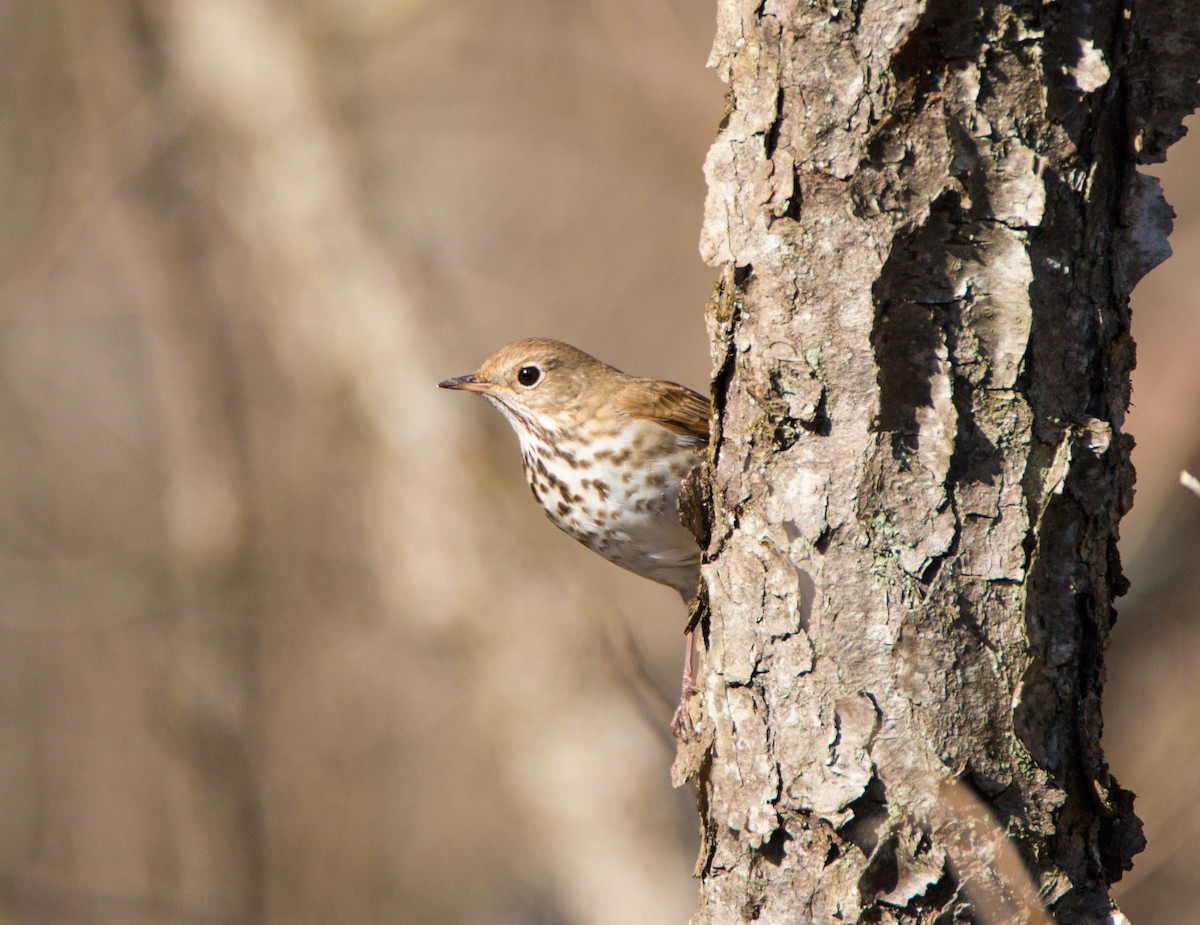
[621,378,710,444]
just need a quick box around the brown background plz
[0,2,1194,923]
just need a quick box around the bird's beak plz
[438,373,493,393]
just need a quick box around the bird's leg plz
[681,629,696,693]
[672,629,699,737]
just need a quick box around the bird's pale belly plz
[520,432,701,597]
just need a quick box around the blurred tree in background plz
[0,1,1197,924]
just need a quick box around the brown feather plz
[620,378,711,444]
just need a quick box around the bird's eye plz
[517,365,542,387]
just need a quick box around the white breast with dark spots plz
[517,418,703,598]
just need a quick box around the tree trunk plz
[680,1,1200,922]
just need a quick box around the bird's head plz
[438,338,614,429]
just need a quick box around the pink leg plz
[673,629,699,737]
[681,629,696,693]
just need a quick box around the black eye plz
[517,365,542,387]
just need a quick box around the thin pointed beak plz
[438,374,492,393]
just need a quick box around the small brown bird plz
[439,338,709,719]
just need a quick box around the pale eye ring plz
[517,365,542,387]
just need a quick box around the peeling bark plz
[681,1,1199,922]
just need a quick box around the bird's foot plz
[671,674,699,740]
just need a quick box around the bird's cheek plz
[557,376,586,408]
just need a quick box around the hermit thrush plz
[439,338,709,724]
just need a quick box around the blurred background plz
[0,2,1193,923]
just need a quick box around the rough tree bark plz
[678,1,1200,922]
